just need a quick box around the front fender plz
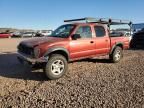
[44,47,70,61]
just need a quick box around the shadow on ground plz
[0,53,112,81]
[0,53,48,81]
[83,58,110,63]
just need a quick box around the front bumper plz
[17,52,48,64]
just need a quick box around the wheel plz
[109,46,123,63]
[44,54,68,80]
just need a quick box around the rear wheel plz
[110,46,123,63]
[44,54,68,80]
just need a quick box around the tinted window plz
[76,26,92,38]
[51,24,75,38]
[94,26,106,37]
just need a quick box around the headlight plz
[34,47,40,58]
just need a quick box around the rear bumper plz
[17,52,48,64]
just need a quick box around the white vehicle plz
[12,31,21,36]
[21,32,36,37]
[38,30,53,36]
[123,31,133,42]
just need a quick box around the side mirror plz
[72,34,81,40]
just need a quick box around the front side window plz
[94,26,106,37]
[51,24,75,38]
[75,26,92,38]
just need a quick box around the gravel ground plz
[0,38,144,108]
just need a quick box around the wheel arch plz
[44,47,70,61]
[110,42,123,55]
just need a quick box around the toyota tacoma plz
[17,17,131,80]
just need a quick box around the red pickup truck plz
[17,17,131,80]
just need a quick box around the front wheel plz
[44,54,68,80]
[109,46,123,63]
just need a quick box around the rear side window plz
[94,26,106,37]
[75,26,92,38]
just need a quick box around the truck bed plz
[110,36,130,50]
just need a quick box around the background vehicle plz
[21,32,36,38]
[12,31,22,37]
[130,28,144,49]
[124,31,133,42]
[36,30,53,37]
[17,17,131,80]
[0,33,12,38]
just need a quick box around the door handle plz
[90,41,94,43]
[105,40,108,42]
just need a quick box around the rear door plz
[70,25,96,59]
[94,25,111,55]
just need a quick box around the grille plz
[18,43,34,56]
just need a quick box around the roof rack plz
[64,17,132,25]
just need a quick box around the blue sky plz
[0,0,143,30]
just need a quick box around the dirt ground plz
[0,38,144,108]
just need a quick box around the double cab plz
[17,17,131,80]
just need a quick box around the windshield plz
[50,24,75,38]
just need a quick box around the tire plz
[109,46,123,63]
[44,54,68,80]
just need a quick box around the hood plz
[20,37,68,47]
